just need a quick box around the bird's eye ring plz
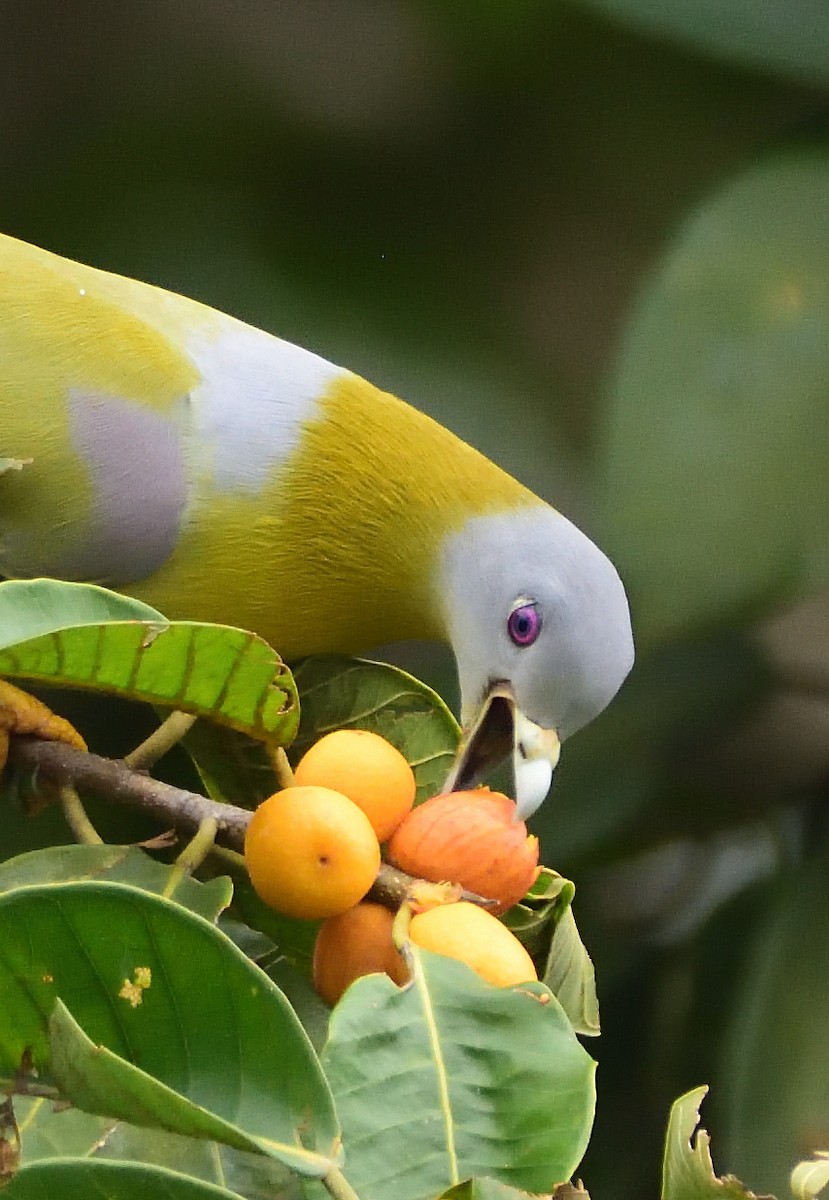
[508,602,541,647]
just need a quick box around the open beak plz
[442,683,561,820]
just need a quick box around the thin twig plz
[124,711,198,771]
[163,816,219,899]
[210,844,248,871]
[267,745,297,789]
[322,1166,363,1200]
[59,783,103,845]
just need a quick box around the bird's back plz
[0,234,539,657]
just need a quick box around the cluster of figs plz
[243,728,541,1005]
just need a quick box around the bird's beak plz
[442,683,560,820]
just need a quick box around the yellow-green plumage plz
[0,232,634,812]
[0,233,539,656]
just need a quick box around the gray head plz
[438,505,634,817]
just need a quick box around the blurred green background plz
[2,3,828,1196]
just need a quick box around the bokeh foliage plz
[1,2,827,1197]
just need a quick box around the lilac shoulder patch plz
[67,390,189,584]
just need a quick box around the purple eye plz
[508,602,541,647]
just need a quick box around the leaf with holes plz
[0,881,340,1178]
[662,1088,754,1200]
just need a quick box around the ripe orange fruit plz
[313,902,409,1006]
[294,729,416,842]
[387,789,539,914]
[244,785,381,919]
[410,901,537,987]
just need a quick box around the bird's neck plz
[271,373,541,654]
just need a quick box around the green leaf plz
[322,945,596,1200]
[0,845,231,922]
[219,916,329,1050]
[792,1153,829,1200]
[4,1157,247,1200]
[0,579,299,745]
[184,654,460,811]
[502,873,599,1037]
[542,906,600,1038]
[570,0,829,87]
[97,1126,303,1200]
[14,1099,302,1199]
[722,846,829,1197]
[0,882,340,1176]
[502,869,575,947]
[48,1001,330,1175]
[661,1087,755,1200]
[227,877,320,971]
[182,723,278,809]
[596,144,829,644]
[13,1096,107,1161]
[0,578,166,635]
[258,956,331,1055]
[439,1178,542,1199]
[291,656,461,802]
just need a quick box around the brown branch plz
[9,736,494,910]
[11,737,251,849]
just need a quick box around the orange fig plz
[295,728,416,841]
[313,902,409,1006]
[410,901,537,987]
[387,788,539,915]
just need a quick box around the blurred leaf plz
[322,945,596,1200]
[4,1157,246,1200]
[97,1126,302,1200]
[536,633,769,869]
[291,656,461,802]
[0,882,340,1176]
[0,845,231,921]
[14,1097,107,1162]
[722,845,829,1197]
[571,0,829,87]
[792,1153,829,1200]
[597,144,829,645]
[661,1087,756,1200]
